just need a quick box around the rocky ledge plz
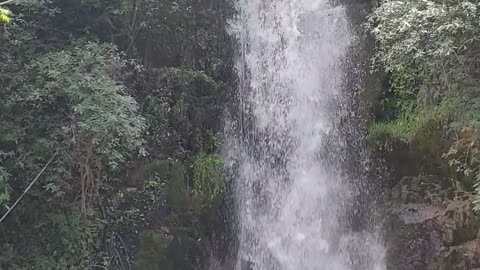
[385,175,480,270]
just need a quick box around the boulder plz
[385,176,480,270]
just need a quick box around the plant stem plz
[0,152,58,223]
[0,0,15,5]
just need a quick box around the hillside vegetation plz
[368,0,480,204]
[0,0,233,268]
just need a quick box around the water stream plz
[225,1,385,269]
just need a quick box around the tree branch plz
[0,0,15,6]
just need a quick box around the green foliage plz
[368,0,480,109]
[0,7,11,23]
[369,110,442,143]
[48,209,105,268]
[0,204,105,269]
[368,0,480,72]
[0,167,10,206]
[133,230,170,270]
[135,0,233,74]
[141,67,224,159]
[0,41,146,268]
[192,153,225,207]
[133,228,205,270]
[441,126,480,193]
[13,42,145,170]
[166,162,188,212]
[369,0,480,209]
[0,0,231,268]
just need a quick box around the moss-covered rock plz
[390,176,455,205]
[124,159,188,211]
[133,228,206,270]
[385,176,480,270]
[439,240,480,270]
[133,230,171,270]
[166,162,189,213]
[452,220,480,246]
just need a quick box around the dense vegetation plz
[368,0,480,205]
[0,0,233,269]
[2,0,478,268]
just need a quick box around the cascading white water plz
[226,1,385,269]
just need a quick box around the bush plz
[368,0,480,208]
[192,153,225,207]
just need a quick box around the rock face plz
[385,176,480,270]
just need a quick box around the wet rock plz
[390,176,455,205]
[240,259,254,270]
[439,240,480,270]
[386,176,480,270]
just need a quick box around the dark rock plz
[385,176,480,270]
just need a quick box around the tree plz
[368,0,480,108]
[0,42,146,268]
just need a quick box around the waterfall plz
[225,0,385,269]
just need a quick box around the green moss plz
[368,107,455,177]
[166,162,188,212]
[444,250,463,270]
[452,219,480,245]
[165,231,201,270]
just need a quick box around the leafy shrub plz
[6,41,146,203]
[369,0,480,208]
[368,0,480,75]
[368,0,480,109]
